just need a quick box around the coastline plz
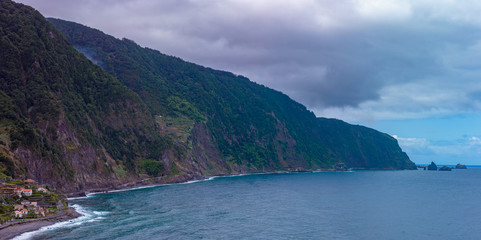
[67,169,372,198]
[66,171,303,198]
[0,174,230,240]
[0,207,81,240]
[65,167,411,198]
[68,169,356,199]
[0,168,403,239]
[0,173,245,239]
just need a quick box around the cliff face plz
[48,18,416,172]
[0,1,414,194]
[316,118,415,169]
[0,0,191,193]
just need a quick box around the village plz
[0,178,66,224]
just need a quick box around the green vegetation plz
[167,96,205,122]
[113,165,127,178]
[139,159,164,177]
[0,155,14,180]
[0,0,415,195]
[0,0,174,188]
[0,203,13,223]
[49,18,415,171]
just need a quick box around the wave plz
[88,184,162,196]
[66,176,221,202]
[66,195,89,200]
[68,171,331,201]
[12,205,109,240]
[179,176,218,184]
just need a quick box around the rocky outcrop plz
[439,166,452,171]
[427,162,438,171]
[455,163,467,169]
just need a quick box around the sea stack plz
[427,162,438,171]
[439,166,452,171]
[455,163,467,169]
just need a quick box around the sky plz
[14,0,481,165]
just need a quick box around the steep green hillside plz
[0,0,415,195]
[49,18,416,171]
[316,118,411,169]
[0,0,184,192]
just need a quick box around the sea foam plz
[12,204,108,240]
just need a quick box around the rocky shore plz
[0,207,80,240]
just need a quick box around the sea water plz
[16,168,481,240]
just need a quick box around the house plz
[15,210,23,218]
[14,205,23,210]
[15,209,28,218]
[21,200,30,206]
[14,187,32,197]
[14,187,24,197]
[31,202,37,207]
[22,188,32,196]
[36,187,49,193]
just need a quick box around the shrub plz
[139,159,164,177]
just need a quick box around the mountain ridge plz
[0,0,414,195]
[47,18,416,171]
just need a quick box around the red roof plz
[24,179,36,183]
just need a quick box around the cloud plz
[355,0,412,21]
[393,135,481,164]
[14,0,481,123]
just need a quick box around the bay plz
[19,169,481,239]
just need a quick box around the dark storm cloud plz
[14,0,481,121]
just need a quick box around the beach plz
[0,208,80,240]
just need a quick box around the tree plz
[140,159,164,177]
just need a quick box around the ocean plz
[14,168,481,240]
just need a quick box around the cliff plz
[48,18,415,171]
[0,0,190,193]
[0,0,414,194]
